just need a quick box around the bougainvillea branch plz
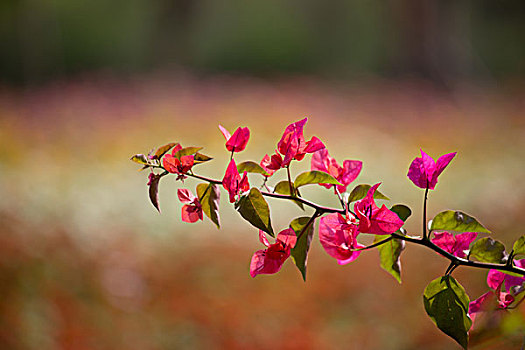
[131,118,525,349]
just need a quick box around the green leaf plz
[513,235,525,257]
[197,183,221,229]
[390,204,412,222]
[173,146,203,159]
[237,161,269,176]
[236,188,273,236]
[194,153,213,164]
[130,154,149,165]
[375,235,405,283]
[294,171,341,188]
[148,174,162,212]
[274,181,304,210]
[423,275,472,349]
[153,142,177,159]
[430,210,491,234]
[470,237,506,263]
[347,184,390,203]
[289,216,315,281]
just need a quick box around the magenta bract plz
[311,148,362,192]
[177,188,203,223]
[277,118,325,167]
[354,183,404,235]
[219,125,250,153]
[468,259,525,322]
[431,232,478,259]
[407,149,456,190]
[250,228,297,277]
[319,213,364,265]
[222,159,249,203]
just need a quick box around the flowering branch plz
[132,119,525,349]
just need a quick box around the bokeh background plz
[1,1,525,349]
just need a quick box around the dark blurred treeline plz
[1,0,524,84]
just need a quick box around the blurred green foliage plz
[1,0,525,83]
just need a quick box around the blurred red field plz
[1,75,524,349]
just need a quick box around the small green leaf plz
[430,210,491,234]
[294,171,341,188]
[513,235,525,257]
[148,174,162,212]
[153,142,177,159]
[347,184,390,203]
[375,235,405,283]
[173,146,203,159]
[197,183,221,229]
[274,181,304,210]
[290,216,315,281]
[194,153,213,164]
[423,275,472,349]
[470,237,506,263]
[237,161,269,176]
[390,204,412,222]
[236,188,273,236]
[131,154,149,165]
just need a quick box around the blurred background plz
[1,1,525,349]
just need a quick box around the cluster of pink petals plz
[222,159,249,203]
[277,118,325,167]
[250,229,297,277]
[431,232,478,259]
[177,189,203,223]
[468,259,525,323]
[319,184,404,264]
[407,149,456,190]
[219,125,250,153]
[319,213,364,265]
[311,148,362,193]
[163,144,194,180]
[260,152,283,177]
[353,183,404,235]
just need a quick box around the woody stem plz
[423,186,429,241]
[174,169,525,277]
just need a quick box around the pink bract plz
[177,188,203,223]
[311,148,362,192]
[431,232,477,259]
[163,146,195,180]
[468,259,525,322]
[250,228,297,277]
[219,125,250,153]
[222,159,249,203]
[353,183,404,235]
[319,213,364,265]
[407,149,456,190]
[277,118,325,167]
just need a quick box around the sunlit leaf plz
[347,184,389,203]
[423,275,472,349]
[289,216,315,281]
[274,181,304,210]
[236,188,273,236]
[197,183,221,228]
[294,171,341,188]
[512,235,525,257]
[237,161,269,176]
[390,204,412,222]
[130,154,149,165]
[430,210,491,234]
[194,153,213,164]
[173,146,203,159]
[375,235,405,283]
[470,237,506,263]
[153,142,177,159]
